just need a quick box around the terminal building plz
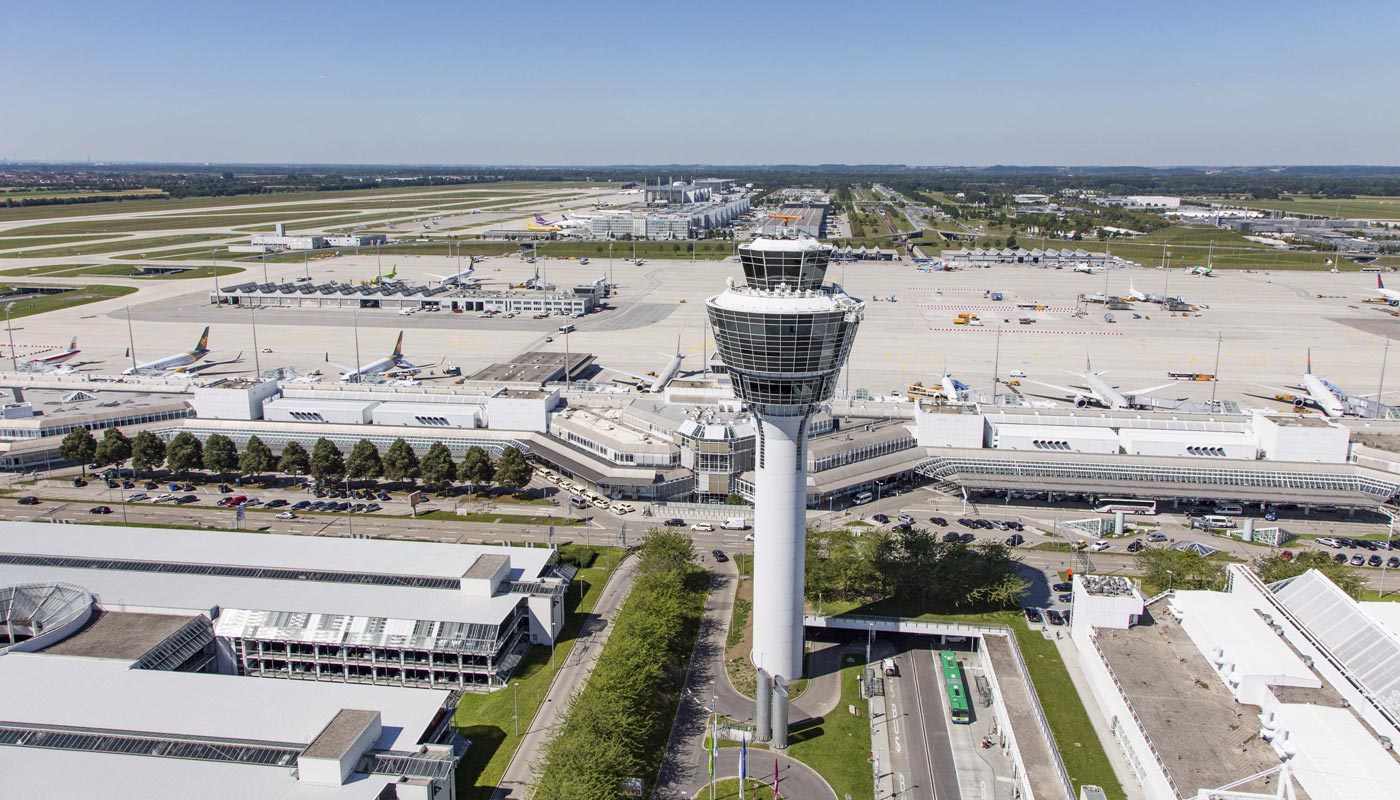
[588,195,752,240]
[1069,566,1400,800]
[212,279,605,316]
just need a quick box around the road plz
[492,553,640,800]
[885,638,961,800]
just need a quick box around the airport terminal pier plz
[707,236,863,739]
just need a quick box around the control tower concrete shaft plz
[706,237,863,682]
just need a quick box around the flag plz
[773,755,780,799]
[739,737,747,799]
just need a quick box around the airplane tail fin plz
[1306,348,1312,375]
[194,326,210,354]
[68,336,77,351]
[392,331,404,359]
[1380,275,1386,290]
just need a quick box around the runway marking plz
[924,326,1124,337]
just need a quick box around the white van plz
[853,491,874,506]
[720,517,748,531]
[1009,370,1027,378]
[1203,515,1236,529]
[1214,504,1243,516]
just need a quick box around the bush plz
[557,545,599,569]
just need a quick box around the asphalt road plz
[890,637,961,800]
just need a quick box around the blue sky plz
[4,0,1397,165]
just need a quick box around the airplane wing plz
[608,369,650,385]
[1024,379,1084,397]
[1124,381,1178,397]
[328,361,357,374]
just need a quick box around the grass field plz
[0,234,117,252]
[0,264,100,277]
[0,263,242,280]
[0,233,232,259]
[785,651,873,800]
[0,284,138,319]
[0,182,605,223]
[451,546,622,800]
[0,188,167,201]
[4,209,373,236]
[692,779,770,800]
[1226,195,1400,221]
[1011,225,1342,270]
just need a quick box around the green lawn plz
[0,263,242,280]
[0,284,138,318]
[452,546,623,800]
[692,779,770,799]
[0,264,100,277]
[1360,588,1400,602]
[1226,195,1400,221]
[4,210,363,236]
[0,234,116,252]
[0,233,232,258]
[785,651,873,800]
[1009,226,1340,271]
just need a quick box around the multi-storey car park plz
[0,522,572,690]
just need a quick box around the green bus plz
[939,650,970,724]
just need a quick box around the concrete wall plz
[1252,413,1350,463]
[193,381,280,421]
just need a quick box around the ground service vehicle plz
[882,658,898,677]
[939,651,970,724]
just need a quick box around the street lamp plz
[1166,569,1175,593]
[4,302,16,372]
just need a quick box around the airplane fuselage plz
[1084,372,1130,410]
[1302,373,1347,417]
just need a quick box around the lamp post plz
[4,302,16,372]
[1166,569,1175,593]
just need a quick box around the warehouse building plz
[0,522,572,691]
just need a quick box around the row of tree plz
[56,427,533,491]
[1133,546,1365,598]
[533,530,708,800]
[805,526,1030,611]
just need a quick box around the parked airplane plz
[427,264,482,286]
[1073,263,1104,274]
[123,325,232,375]
[1254,351,1359,418]
[27,337,80,367]
[1127,281,1170,305]
[1027,357,1178,410]
[1375,275,1400,306]
[1190,265,1216,277]
[610,334,690,393]
[332,332,425,382]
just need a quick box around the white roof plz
[0,653,444,750]
[1359,601,1400,640]
[0,522,548,625]
[996,424,1121,441]
[741,236,828,252]
[706,287,861,315]
[1272,703,1400,800]
[1170,591,1317,683]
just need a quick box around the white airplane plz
[610,334,690,393]
[1073,263,1105,274]
[123,327,234,375]
[27,337,80,367]
[1375,275,1400,306]
[1254,351,1353,418]
[1026,357,1178,410]
[427,263,483,286]
[1190,265,1215,277]
[1127,281,1148,302]
[332,332,425,383]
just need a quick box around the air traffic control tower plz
[707,236,863,745]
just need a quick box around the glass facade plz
[738,243,833,290]
[708,307,859,408]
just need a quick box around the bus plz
[939,650,971,724]
[1092,498,1158,515]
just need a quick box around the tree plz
[637,528,698,579]
[59,428,97,472]
[382,438,420,485]
[202,434,238,478]
[310,438,345,484]
[278,441,310,476]
[165,432,204,477]
[93,428,132,467]
[238,435,275,479]
[1253,551,1365,598]
[130,431,166,473]
[1134,547,1227,592]
[345,439,383,482]
[457,446,495,494]
[494,446,532,494]
[420,442,456,489]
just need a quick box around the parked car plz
[106,480,120,489]
[1334,553,1349,564]
[1147,533,1168,543]
[1279,550,1294,561]
[71,478,87,488]
[959,532,975,544]
[1024,608,1043,624]
[1389,557,1400,569]
[127,492,149,502]
[691,523,715,532]
[88,506,112,515]
[265,499,288,509]
[1351,554,1366,566]
[1004,533,1025,546]
[17,495,38,505]
[872,513,890,524]
[153,493,176,503]
[663,518,685,527]
[1046,609,1065,625]
[928,516,947,526]
[711,549,729,563]
[176,494,198,505]
[1370,555,1384,567]
[276,511,297,520]
[1126,539,1145,553]
[143,481,158,490]
[377,492,391,501]
[1058,593,1073,603]
[942,531,962,543]
[364,503,381,513]
[1090,540,1111,552]
[291,500,311,510]
[1052,582,1073,592]
[897,514,915,526]
[121,480,135,490]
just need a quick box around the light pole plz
[4,302,16,372]
[125,305,138,373]
[376,242,382,281]
[261,253,268,284]
[251,309,261,378]
[211,249,222,305]
[1166,569,1175,593]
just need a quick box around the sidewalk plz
[870,688,895,800]
[1051,633,1147,800]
